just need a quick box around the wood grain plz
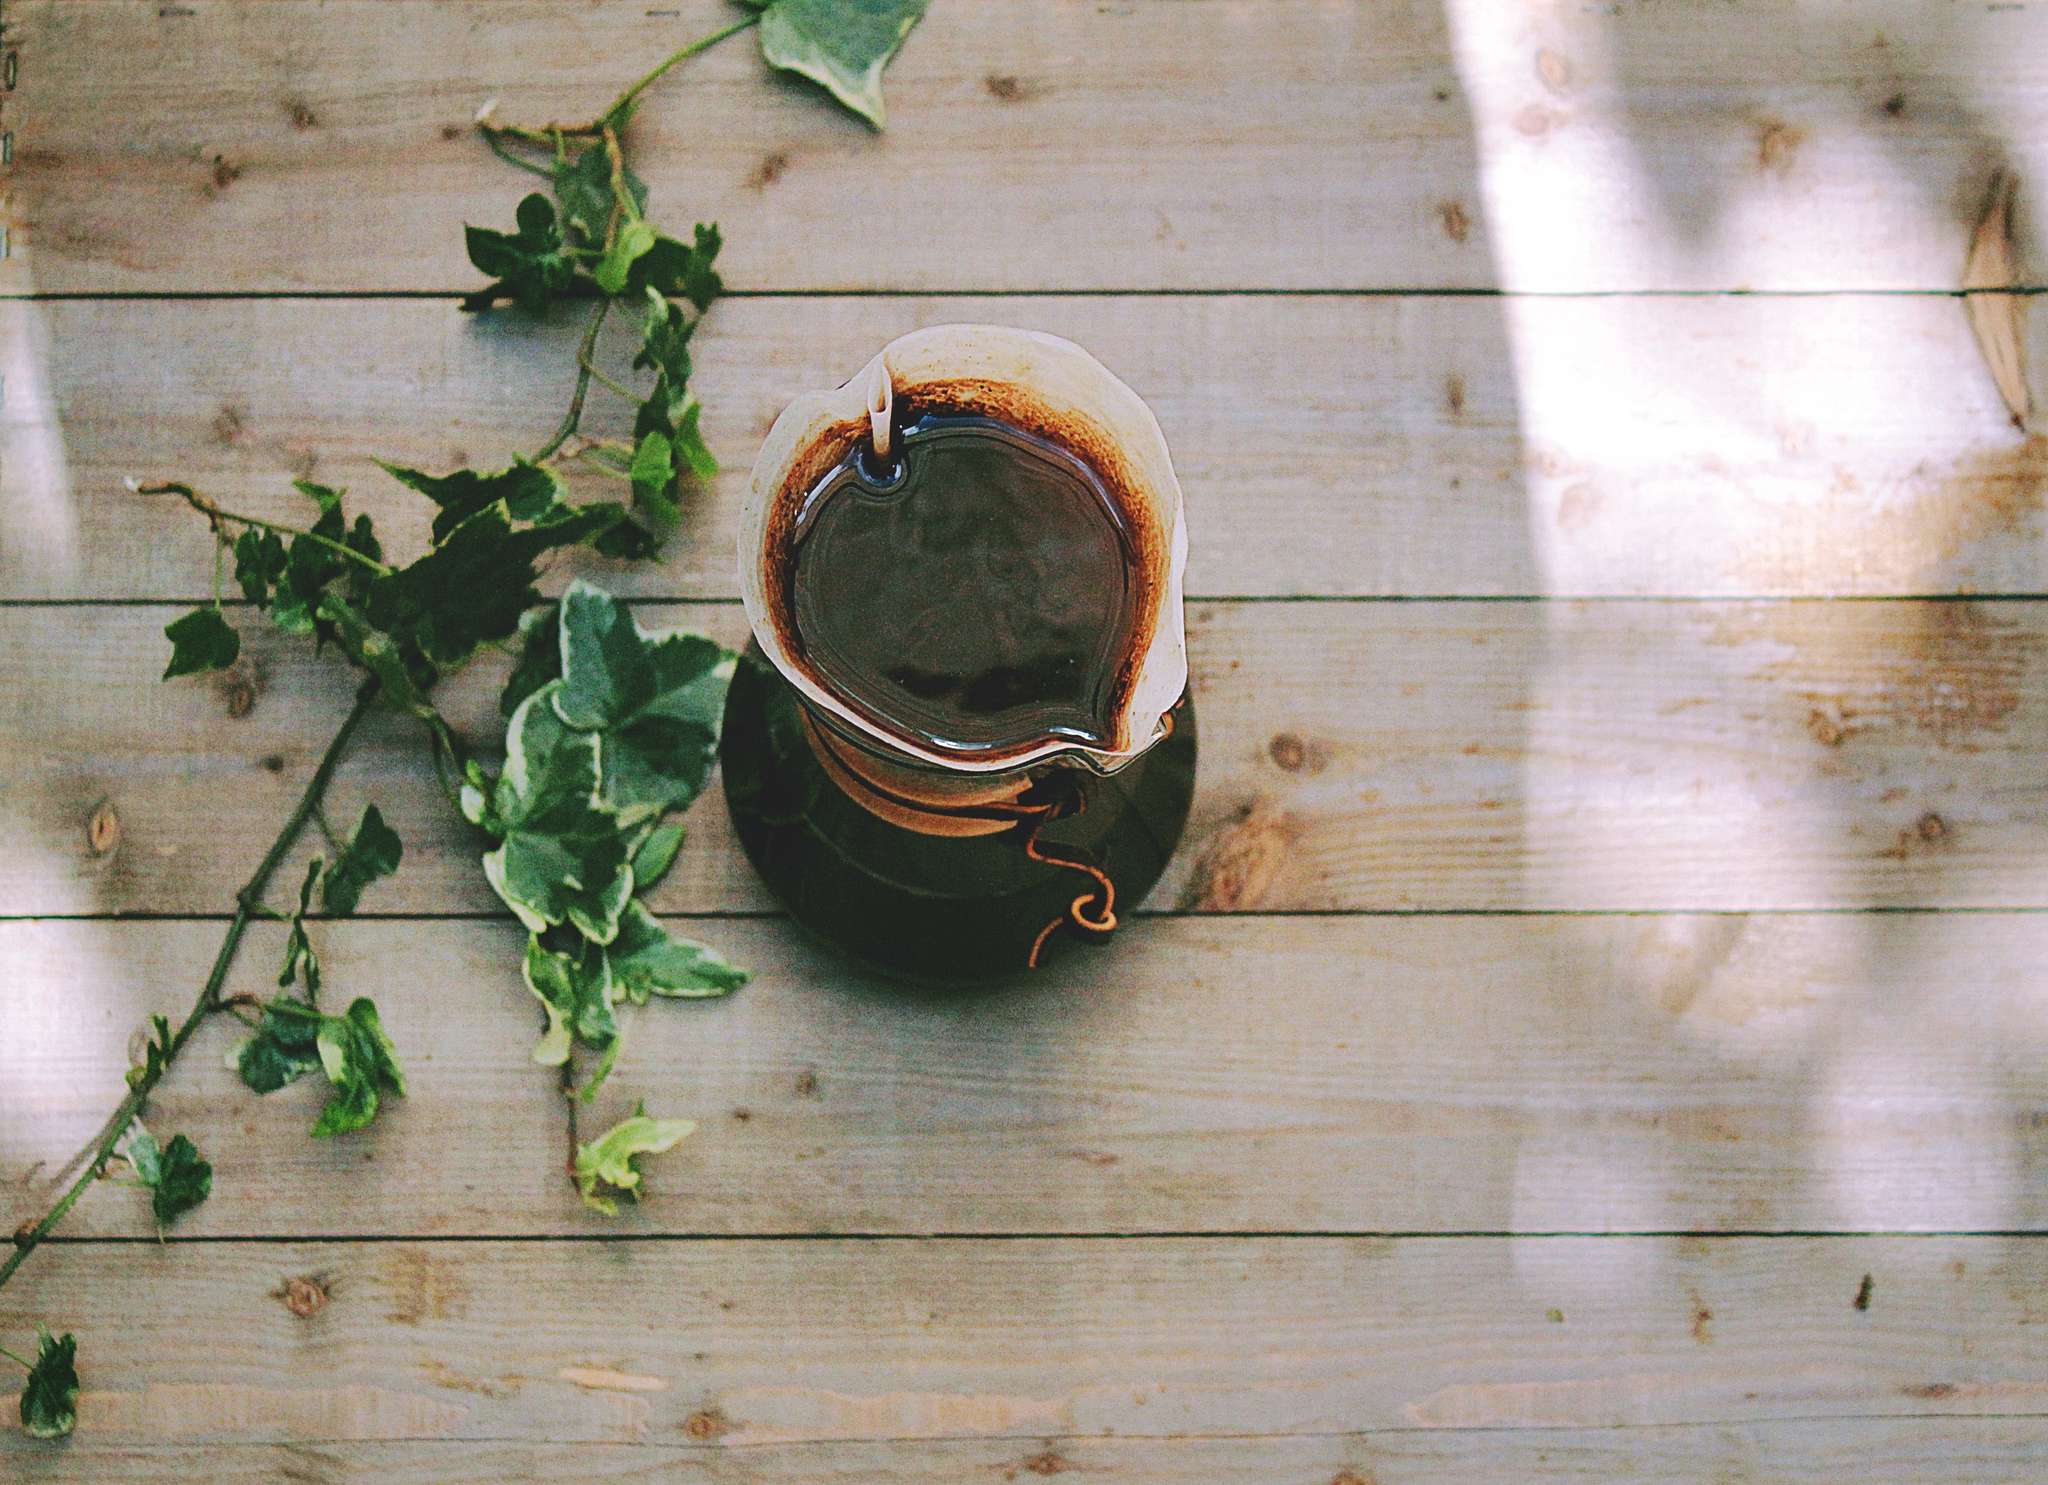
[4,293,2045,602]
[5,913,2046,1238]
[5,2,2044,294]
[8,599,2048,917]
[15,1424,2048,1485]
[1,1236,2041,1455]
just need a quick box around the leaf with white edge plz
[521,931,618,1067]
[321,803,403,915]
[480,682,634,941]
[628,820,686,890]
[749,0,928,129]
[573,1103,695,1215]
[501,603,563,719]
[608,900,749,1004]
[552,580,735,824]
[310,998,406,1138]
[18,1326,79,1440]
[163,606,240,678]
[120,1126,212,1231]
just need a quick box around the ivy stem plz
[602,14,759,127]
[578,357,640,403]
[530,297,612,463]
[138,484,395,578]
[0,679,381,1296]
[0,1345,30,1371]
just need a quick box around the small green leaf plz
[753,0,928,129]
[573,1103,694,1215]
[231,996,324,1094]
[627,430,676,515]
[521,930,618,1067]
[593,219,657,295]
[628,820,687,890]
[163,606,240,679]
[126,1013,173,1091]
[308,998,406,1137]
[669,399,718,482]
[278,857,323,996]
[608,900,748,1005]
[463,192,575,312]
[321,803,403,916]
[629,222,722,311]
[19,1326,79,1440]
[553,146,646,246]
[120,1127,212,1231]
[233,528,288,605]
[551,580,735,823]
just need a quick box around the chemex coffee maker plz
[720,325,1196,981]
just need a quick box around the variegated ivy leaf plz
[480,680,634,943]
[572,1103,695,1215]
[520,930,618,1067]
[551,580,734,825]
[608,901,748,1004]
[745,0,929,130]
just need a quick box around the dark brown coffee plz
[782,412,1135,758]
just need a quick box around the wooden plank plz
[1,1237,2041,1456]
[6,2,2044,294]
[5,293,2045,602]
[8,598,2048,917]
[5,914,2047,1238]
[14,1423,2048,1485]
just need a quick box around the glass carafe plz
[720,325,1196,982]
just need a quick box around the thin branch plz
[135,483,394,577]
[0,679,381,1297]
[529,297,612,463]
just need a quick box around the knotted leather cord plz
[803,715,1122,968]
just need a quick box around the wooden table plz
[4,2,2047,1478]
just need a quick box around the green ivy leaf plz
[593,219,657,295]
[627,430,676,518]
[233,527,287,605]
[18,1326,79,1440]
[551,580,734,823]
[310,998,407,1137]
[364,502,619,668]
[502,603,564,719]
[377,460,564,544]
[608,900,748,1004]
[463,192,575,312]
[231,996,404,1135]
[628,819,686,890]
[553,144,646,246]
[520,929,617,1067]
[231,996,324,1094]
[749,0,928,129]
[120,1127,213,1231]
[279,857,323,996]
[317,593,433,715]
[162,606,240,679]
[125,1014,172,1091]
[269,482,352,635]
[629,222,722,311]
[480,681,634,941]
[321,803,403,915]
[573,1103,694,1215]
